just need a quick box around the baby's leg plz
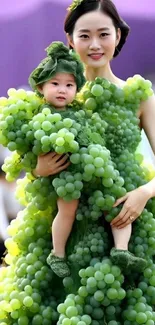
[110,224,147,271]
[47,198,78,277]
[52,198,78,257]
[111,224,131,250]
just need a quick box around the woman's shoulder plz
[117,79,126,89]
[139,93,155,116]
[114,74,152,90]
[112,75,155,117]
[111,76,126,89]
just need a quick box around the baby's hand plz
[34,152,70,177]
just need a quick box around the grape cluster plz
[129,209,155,259]
[114,150,146,192]
[82,75,153,110]
[68,225,109,267]
[74,110,108,146]
[123,286,155,324]
[2,152,23,182]
[2,151,37,182]
[111,150,155,260]
[139,261,155,306]
[0,89,42,180]
[81,75,153,156]
[105,110,141,156]
[30,108,80,155]
[1,100,108,181]
[70,144,111,180]
[0,88,42,151]
[52,171,83,201]
[0,204,60,325]
[25,176,57,211]
[57,258,125,325]
[124,75,153,102]
[52,143,126,204]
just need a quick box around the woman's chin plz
[86,57,108,68]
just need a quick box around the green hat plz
[29,41,85,96]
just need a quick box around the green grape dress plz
[0,75,155,325]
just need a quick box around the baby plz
[29,41,85,277]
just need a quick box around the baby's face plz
[41,73,77,109]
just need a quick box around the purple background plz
[0,0,155,96]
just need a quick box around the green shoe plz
[110,248,147,272]
[110,248,128,269]
[47,252,70,278]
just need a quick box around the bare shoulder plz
[138,94,155,118]
[112,77,126,88]
[117,79,126,88]
[139,94,155,153]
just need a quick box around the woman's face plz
[68,10,121,68]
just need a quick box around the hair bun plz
[114,19,130,57]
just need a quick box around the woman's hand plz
[33,152,70,177]
[110,186,151,229]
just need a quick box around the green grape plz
[136,312,147,324]
[84,98,97,111]
[94,158,104,168]
[18,316,29,325]
[66,306,78,318]
[63,118,73,128]
[91,85,104,97]
[56,137,65,146]
[65,183,75,193]
[94,167,104,177]
[34,130,45,140]
[81,315,91,325]
[89,147,99,158]
[94,291,104,302]
[104,274,115,284]
[41,121,52,131]
[10,299,21,310]
[84,164,95,175]
[41,136,51,146]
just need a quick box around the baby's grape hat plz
[29,41,85,96]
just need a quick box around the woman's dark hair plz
[64,0,130,57]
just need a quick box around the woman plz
[34,0,155,260]
[1,1,155,324]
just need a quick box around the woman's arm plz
[111,94,155,228]
[140,95,155,197]
[140,95,155,153]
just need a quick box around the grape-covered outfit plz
[0,75,155,324]
[28,41,87,277]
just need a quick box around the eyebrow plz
[52,78,75,83]
[78,27,110,32]
[66,80,75,83]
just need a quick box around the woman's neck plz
[84,63,120,85]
